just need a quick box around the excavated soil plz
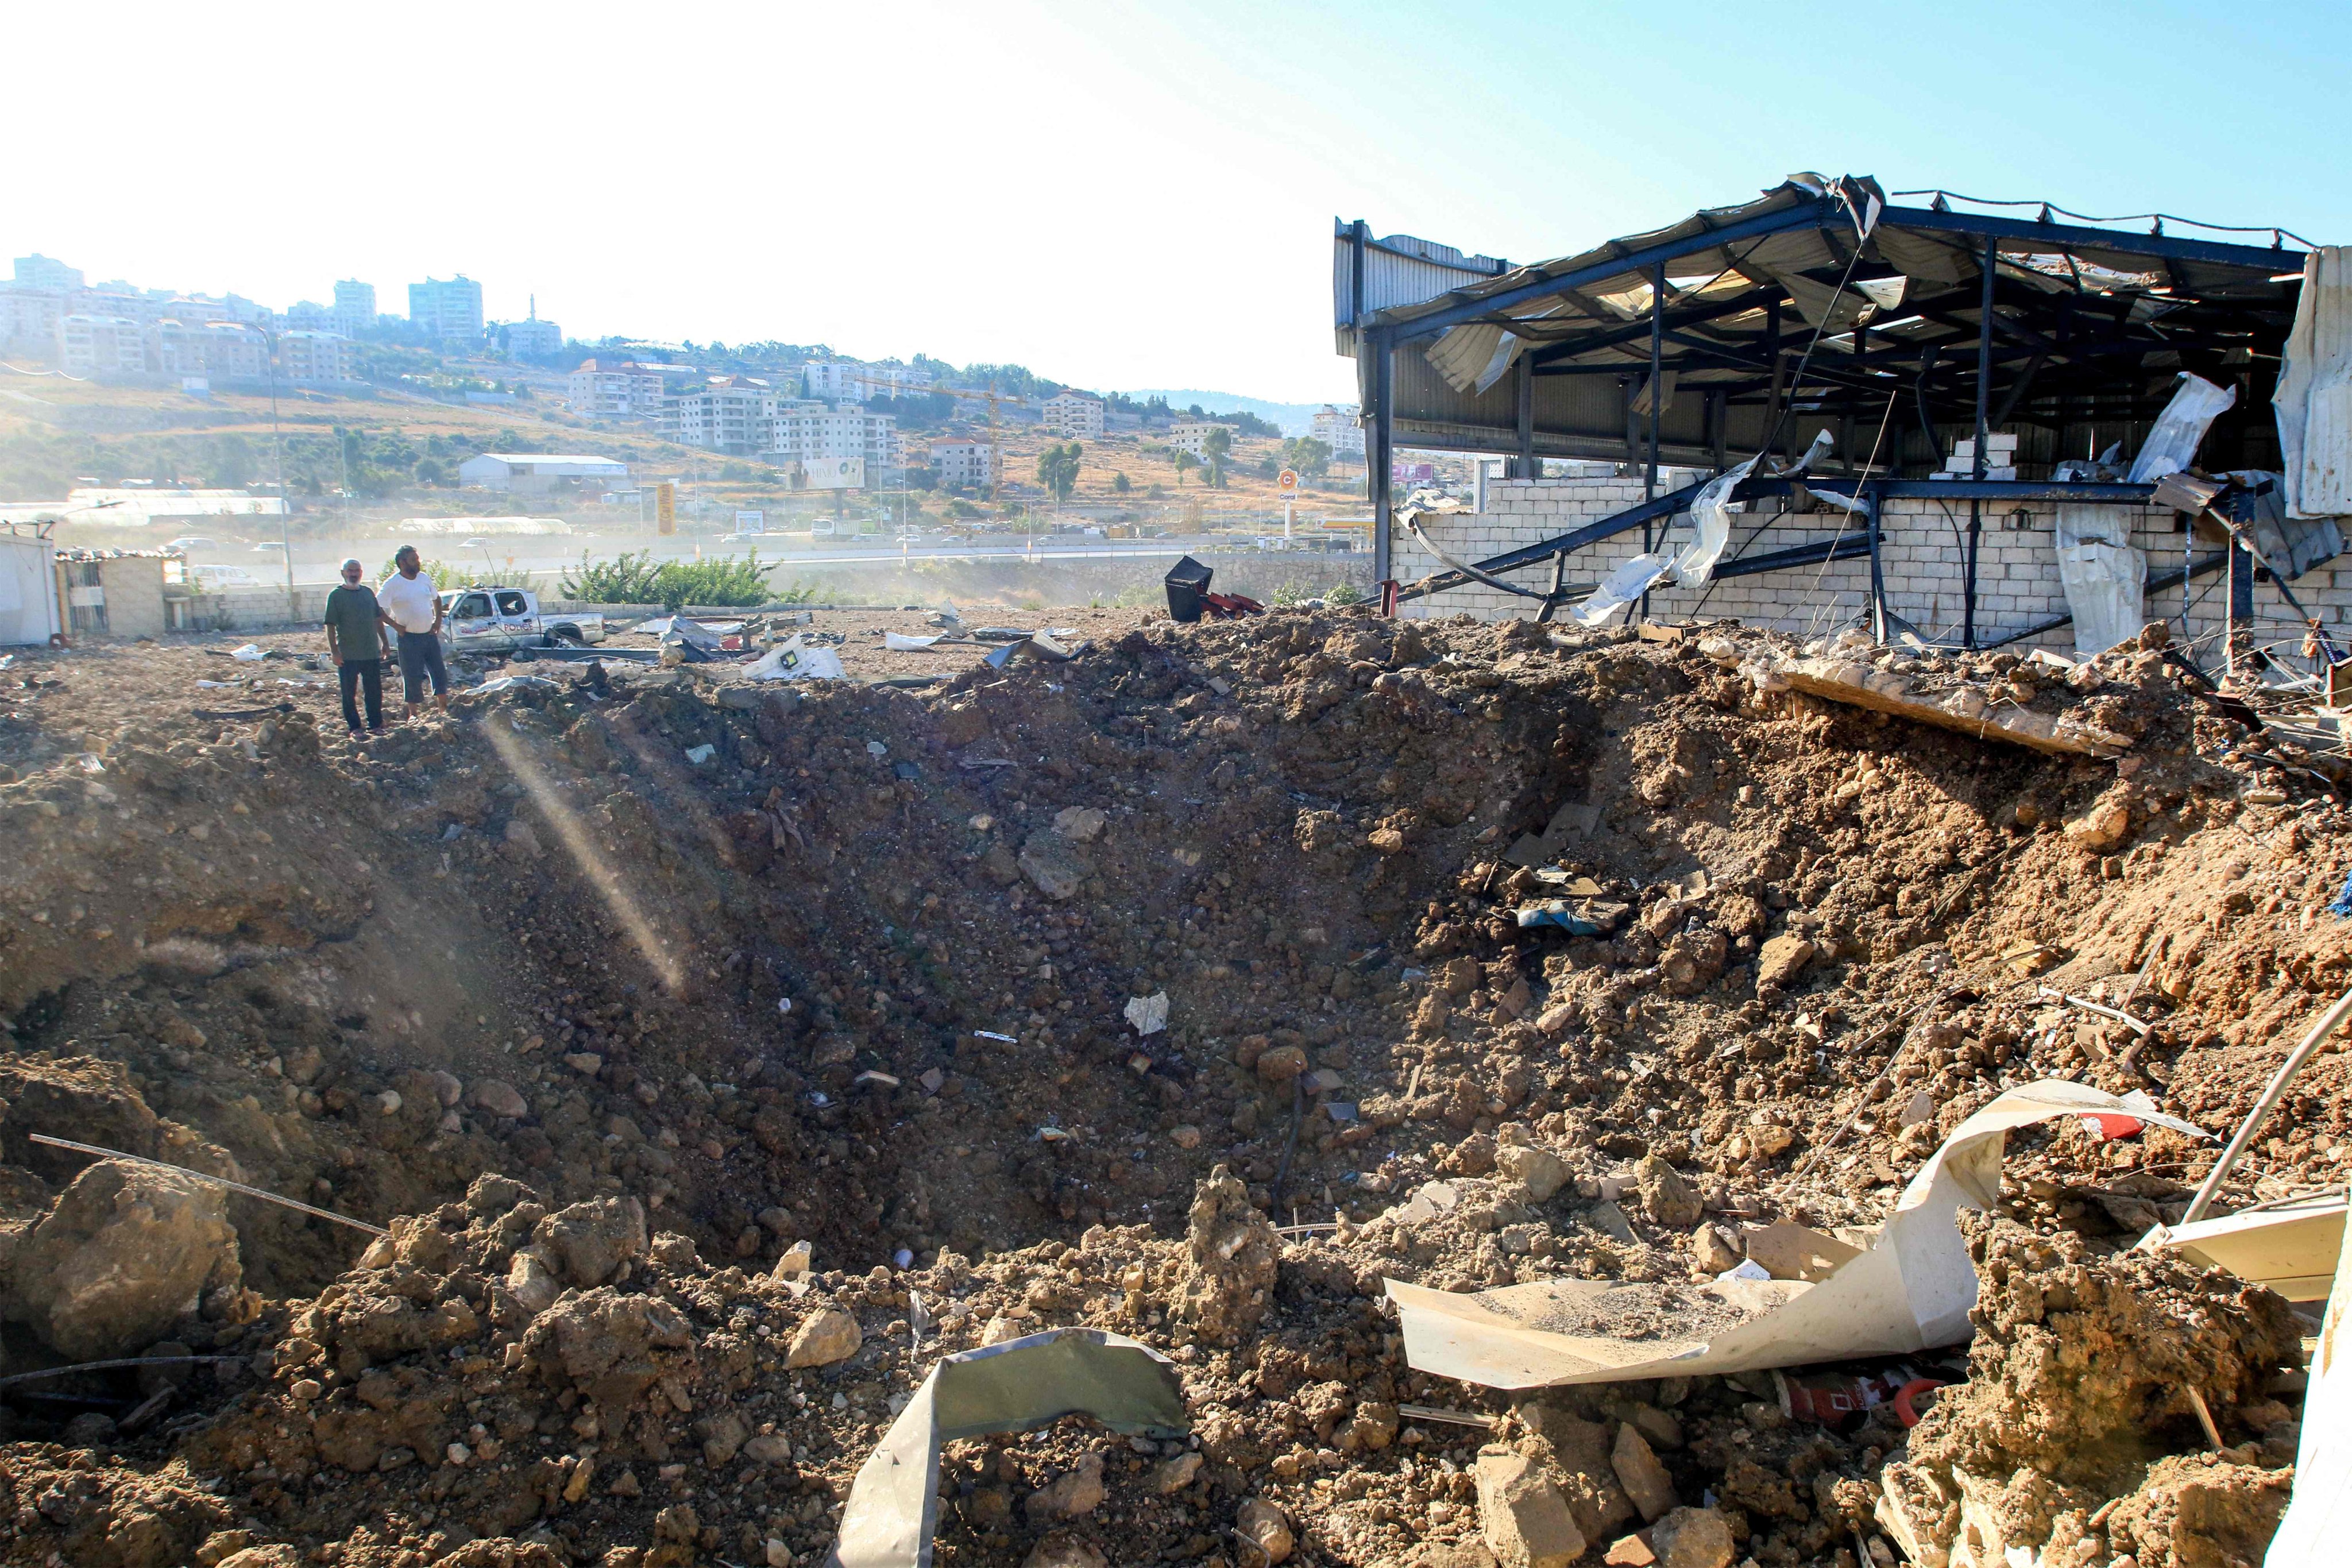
[2,603,2349,1568]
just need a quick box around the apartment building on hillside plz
[929,440,992,489]
[567,360,671,421]
[1166,420,1235,458]
[408,275,484,341]
[1041,391,1105,440]
[804,359,933,401]
[279,330,355,384]
[333,280,376,337]
[56,315,142,374]
[1312,403,1366,459]
[773,401,901,475]
[667,380,780,457]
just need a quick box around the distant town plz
[0,251,1373,505]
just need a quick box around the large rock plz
[1497,1145,1568,1201]
[469,1080,529,1119]
[1521,1408,1635,1543]
[1235,1498,1294,1566]
[1169,1166,1281,1346]
[1611,1423,1677,1522]
[531,1196,647,1287]
[1754,934,1816,991]
[1017,832,1091,900]
[1635,1154,1702,1231]
[1024,1451,1106,1524]
[1477,1450,1586,1568]
[1648,1507,1734,1568]
[2,1159,243,1359]
[785,1306,863,1368]
[1022,1531,1109,1568]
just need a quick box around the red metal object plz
[1894,1378,1945,1427]
[1198,591,1264,620]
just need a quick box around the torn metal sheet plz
[2273,245,2352,520]
[822,1328,1188,1568]
[885,632,944,651]
[2127,372,2237,484]
[2142,1192,2345,1304]
[2262,1188,2352,1568]
[745,636,846,682]
[2052,501,2147,658]
[1386,1081,2205,1389]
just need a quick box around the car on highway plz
[458,537,493,549]
[438,586,607,651]
[165,536,219,551]
[250,541,286,552]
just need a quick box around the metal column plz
[2227,534,2256,682]
[1512,356,1536,479]
[1368,330,1395,593]
[1640,262,1663,620]
[1963,233,1996,648]
[1866,488,1888,644]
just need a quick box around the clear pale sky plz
[9,1,2345,403]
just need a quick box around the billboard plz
[733,509,766,534]
[796,457,864,492]
[655,481,676,535]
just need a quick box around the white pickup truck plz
[438,586,607,653]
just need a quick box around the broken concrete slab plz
[1476,1449,1585,1568]
[1760,652,2131,758]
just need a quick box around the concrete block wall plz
[1399,477,2352,661]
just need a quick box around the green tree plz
[1279,436,1333,481]
[1111,470,1131,494]
[1035,442,1082,504]
[1202,426,1233,489]
[1172,450,1198,486]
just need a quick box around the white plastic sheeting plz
[2127,372,2238,484]
[1386,1081,2204,1389]
[2263,1193,2352,1568]
[1571,552,1672,627]
[0,535,61,647]
[2273,246,2352,520]
[2052,504,2147,656]
[1672,457,1756,585]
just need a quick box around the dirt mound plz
[3,605,2350,1563]
[1880,1212,2303,1568]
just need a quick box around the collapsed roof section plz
[1335,174,2318,601]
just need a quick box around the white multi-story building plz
[15,254,84,291]
[333,280,375,337]
[1312,403,1366,459]
[1041,391,1105,440]
[1,288,64,348]
[503,317,562,358]
[567,360,670,421]
[668,380,780,456]
[199,322,267,379]
[1166,420,1236,458]
[929,440,993,490]
[408,275,484,341]
[284,300,334,331]
[771,401,899,476]
[55,315,143,374]
[804,359,933,401]
[279,330,354,384]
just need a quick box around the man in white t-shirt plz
[379,546,450,719]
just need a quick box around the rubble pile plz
[1,604,2349,1565]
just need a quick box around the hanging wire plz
[1886,191,2315,249]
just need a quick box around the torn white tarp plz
[885,632,943,651]
[822,1328,1188,1568]
[2128,372,2238,484]
[1572,553,1671,628]
[2273,246,2352,520]
[2262,1188,2352,1568]
[2052,500,2146,657]
[1386,1080,2204,1388]
[744,635,845,682]
[1672,457,1756,585]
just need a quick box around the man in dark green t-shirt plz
[323,559,393,734]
